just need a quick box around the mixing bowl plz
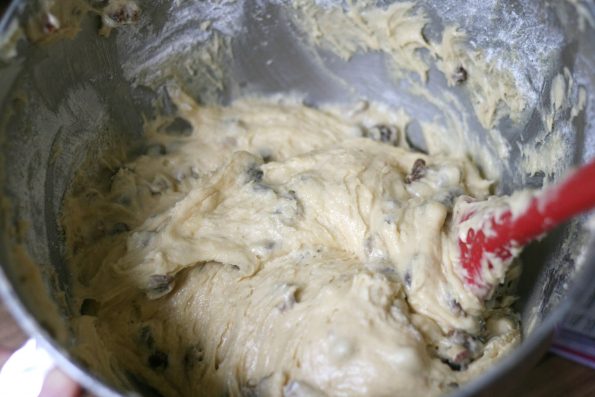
[0,0,593,396]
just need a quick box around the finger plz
[38,367,81,397]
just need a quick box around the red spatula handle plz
[487,159,595,250]
[459,159,595,295]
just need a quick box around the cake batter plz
[64,89,520,397]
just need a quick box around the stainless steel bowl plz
[0,1,594,396]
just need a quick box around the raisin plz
[183,344,204,370]
[405,159,427,183]
[80,298,100,316]
[107,3,140,25]
[449,299,463,315]
[453,66,468,84]
[164,117,193,136]
[441,357,463,371]
[148,351,168,371]
[110,222,130,235]
[246,164,264,183]
[41,13,60,34]
[139,325,154,349]
[363,124,398,145]
[404,272,412,287]
[439,330,483,371]
[145,274,175,300]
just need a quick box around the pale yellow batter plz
[64,89,520,397]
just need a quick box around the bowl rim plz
[1,1,594,396]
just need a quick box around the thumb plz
[38,367,81,397]
[0,348,12,369]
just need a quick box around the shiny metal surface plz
[0,1,593,396]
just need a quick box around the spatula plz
[457,159,595,298]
